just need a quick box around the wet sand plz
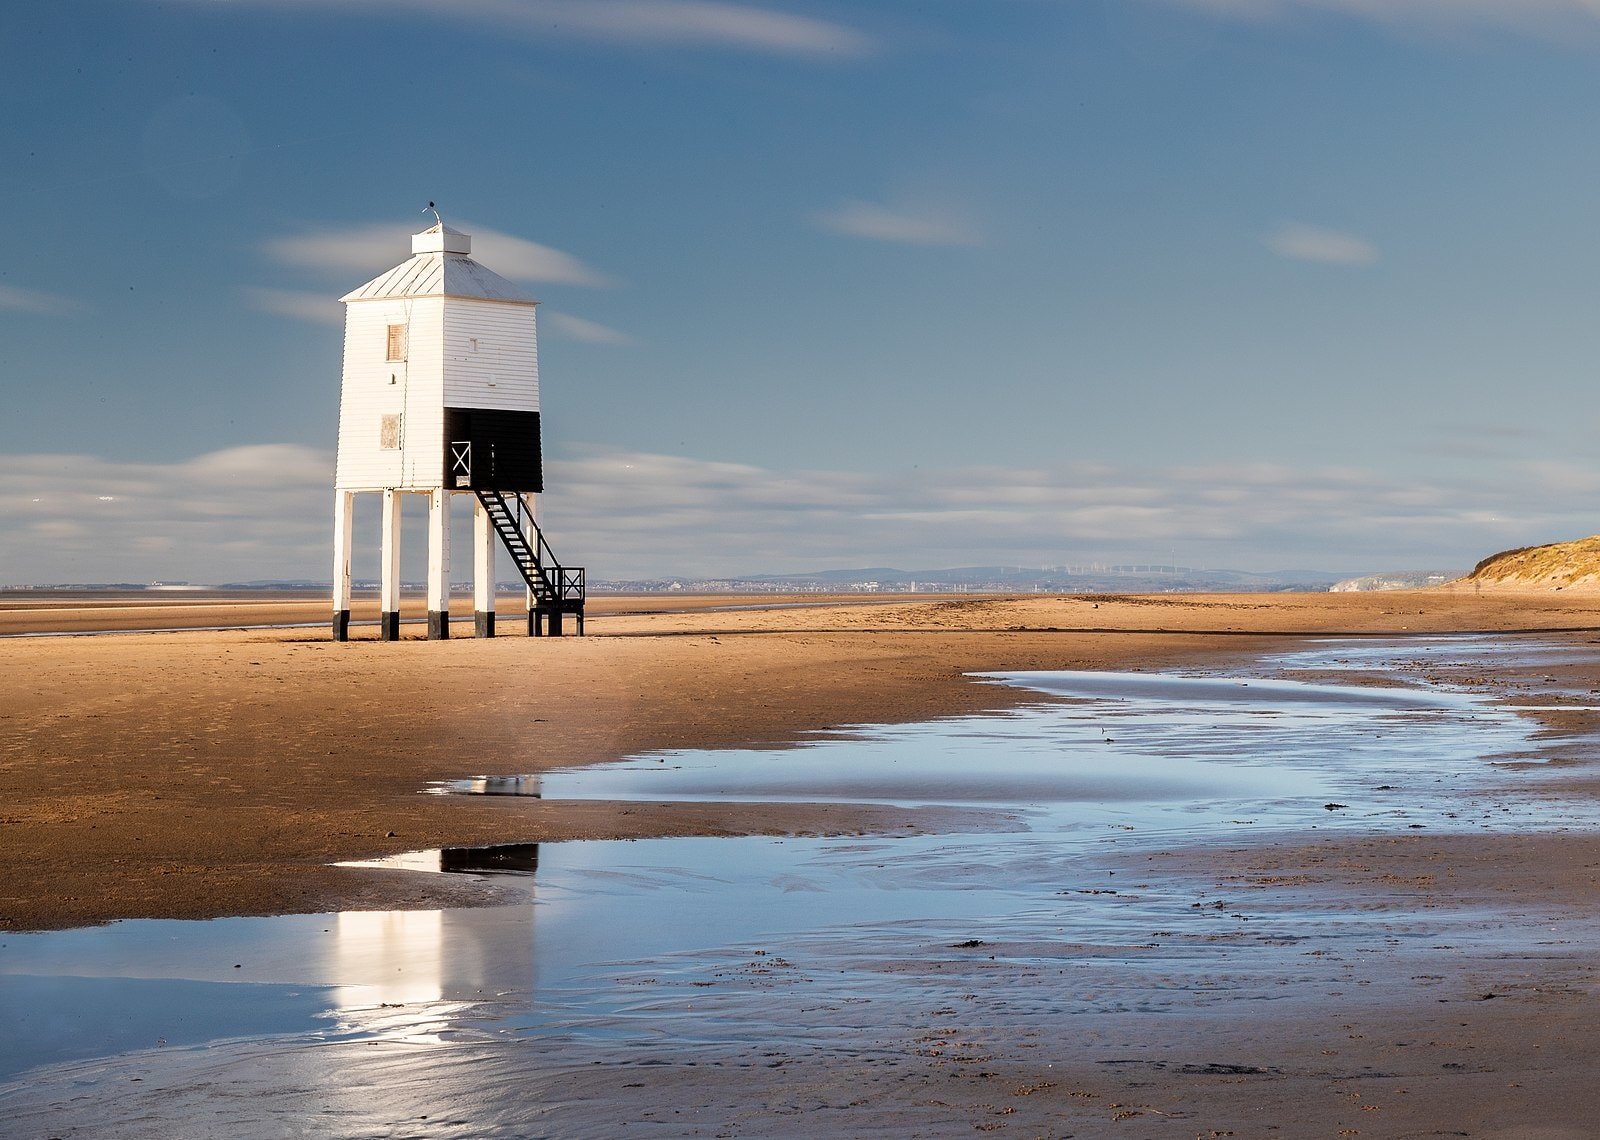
[9,590,1600,1135]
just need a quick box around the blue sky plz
[5,0,1600,583]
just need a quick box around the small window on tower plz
[468,337,479,353]
[380,414,403,450]
[386,324,407,362]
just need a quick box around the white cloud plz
[168,0,871,57]
[261,221,611,286]
[542,312,637,345]
[0,445,332,585]
[242,286,344,327]
[1265,222,1379,266]
[525,449,1596,578]
[1158,0,1600,38]
[523,0,871,55]
[0,284,82,317]
[260,224,410,279]
[813,200,983,247]
[469,225,613,286]
[3,444,1591,584]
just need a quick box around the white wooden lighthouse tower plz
[330,216,585,641]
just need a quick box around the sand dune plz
[1463,533,1600,591]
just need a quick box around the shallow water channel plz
[2,636,1595,1135]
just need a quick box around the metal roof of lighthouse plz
[340,222,537,306]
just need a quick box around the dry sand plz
[8,589,1600,1135]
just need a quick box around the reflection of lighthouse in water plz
[330,846,539,1017]
[333,911,448,1009]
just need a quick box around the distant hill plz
[735,565,1347,592]
[1462,535,1600,591]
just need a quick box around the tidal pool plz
[2,642,1593,1136]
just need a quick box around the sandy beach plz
[4,588,1598,931]
[7,589,1600,1136]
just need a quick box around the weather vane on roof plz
[425,201,441,227]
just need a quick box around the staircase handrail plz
[477,489,585,606]
[514,496,574,601]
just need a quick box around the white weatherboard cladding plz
[335,298,445,490]
[442,300,539,411]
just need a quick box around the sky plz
[5,0,1600,584]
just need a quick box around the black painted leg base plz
[332,610,350,641]
[475,611,495,638]
[427,610,450,640]
[380,611,400,641]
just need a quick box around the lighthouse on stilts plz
[330,213,585,641]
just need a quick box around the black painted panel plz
[443,407,544,492]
